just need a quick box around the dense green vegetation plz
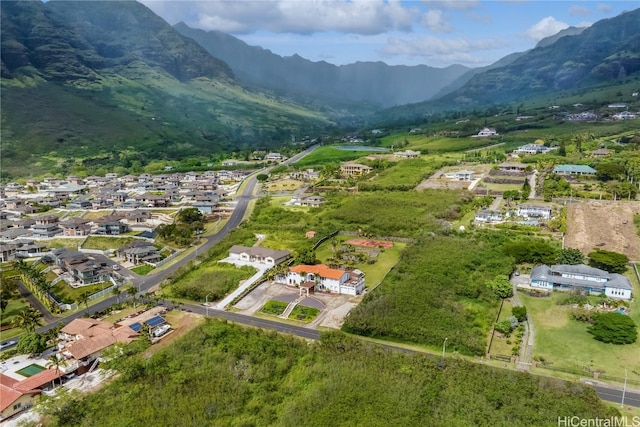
[39,321,616,426]
[588,312,638,344]
[343,235,514,355]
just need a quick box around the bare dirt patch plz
[564,201,640,260]
[416,164,491,190]
[143,312,204,358]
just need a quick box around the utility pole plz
[205,293,211,317]
[621,369,627,408]
[442,337,448,360]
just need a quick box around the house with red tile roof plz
[283,264,365,296]
[0,369,64,421]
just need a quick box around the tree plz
[13,307,42,332]
[512,306,527,322]
[16,332,48,355]
[295,249,317,265]
[556,248,584,265]
[588,248,629,274]
[46,355,66,386]
[502,240,557,264]
[256,174,269,182]
[78,291,91,313]
[486,275,513,299]
[0,277,18,312]
[588,312,637,344]
[178,207,204,224]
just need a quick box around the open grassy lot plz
[164,261,256,302]
[131,264,155,275]
[522,280,640,381]
[292,146,372,168]
[81,211,112,220]
[264,179,305,192]
[81,235,137,251]
[381,133,500,153]
[43,238,83,250]
[362,158,441,190]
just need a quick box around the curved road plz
[3,144,638,407]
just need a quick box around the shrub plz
[588,312,637,344]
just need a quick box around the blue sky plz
[141,1,639,68]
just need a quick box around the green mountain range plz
[1,1,638,178]
[0,0,333,178]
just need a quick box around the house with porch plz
[281,264,365,296]
[94,215,129,235]
[228,245,291,267]
[474,210,503,224]
[31,214,61,238]
[515,204,552,220]
[340,163,372,177]
[530,264,632,299]
[60,218,92,237]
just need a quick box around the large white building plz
[530,264,632,300]
[281,264,365,296]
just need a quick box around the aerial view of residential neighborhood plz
[1,1,640,426]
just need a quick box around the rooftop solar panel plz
[144,316,166,328]
[129,322,142,332]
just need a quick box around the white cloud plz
[597,3,613,14]
[142,0,418,35]
[421,10,453,33]
[422,0,480,10]
[524,16,569,41]
[380,35,508,64]
[569,6,591,17]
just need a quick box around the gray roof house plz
[228,245,291,267]
[530,264,632,300]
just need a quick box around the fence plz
[312,230,339,250]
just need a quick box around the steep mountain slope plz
[175,22,470,109]
[437,9,640,107]
[378,8,640,120]
[0,0,332,178]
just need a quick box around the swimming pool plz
[16,363,46,377]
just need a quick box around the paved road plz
[3,143,638,407]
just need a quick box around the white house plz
[444,170,475,181]
[472,127,498,138]
[530,264,632,300]
[515,204,552,220]
[393,150,420,159]
[474,210,503,224]
[282,264,365,296]
[228,245,291,267]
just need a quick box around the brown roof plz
[14,368,64,393]
[61,318,112,338]
[290,264,347,280]
[0,373,41,413]
[65,326,139,360]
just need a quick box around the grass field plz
[292,146,371,167]
[131,264,155,275]
[81,211,112,220]
[522,284,640,381]
[81,236,137,251]
[0,298,31,339]
[43,238,83,250]
[264,179,305,192]
[52,281,112,305]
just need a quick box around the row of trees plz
[13,259,57,312]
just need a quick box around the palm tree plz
[46,355,66,386]
[78,291,90,313]
[112,286,122,304]
[127,286,138,308]
[13,307,42,332]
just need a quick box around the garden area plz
[522,279,640,382]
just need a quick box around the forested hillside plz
[40,321,617,427]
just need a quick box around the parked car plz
[0,340,17,351]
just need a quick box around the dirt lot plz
[564,201,640,260]
[416,164,491,190]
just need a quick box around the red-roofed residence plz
[283,264,365,295]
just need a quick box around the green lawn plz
[522,288,640,381]
[0,298,32,339]
[288,305,320,323]
[292,146,372,168]
[81,236,137,251]
[260,300,288,316]
[51,281,112,305]
[131,264,155,275]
